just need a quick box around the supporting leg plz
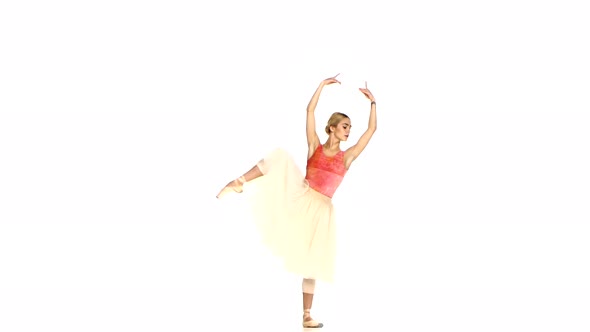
[302,278,323,328]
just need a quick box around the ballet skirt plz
[245,145,347,282]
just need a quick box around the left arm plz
[344,82,377,169]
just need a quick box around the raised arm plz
[306,74,341,157]
[345,81,377,168]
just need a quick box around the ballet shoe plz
[302,309,323,328]
[216,176,246,199]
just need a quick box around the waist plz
[305,173,343,198]
[306,185,334,203]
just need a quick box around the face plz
[332,118,351,141]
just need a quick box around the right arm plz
[306,74,341,158]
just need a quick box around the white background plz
[1,0,589,331]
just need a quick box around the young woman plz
[216,73,377,328]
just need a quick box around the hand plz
[359,81,375,102]
[321,73,341,86]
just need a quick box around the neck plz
[324,136,341,150]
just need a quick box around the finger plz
[334,73,340,78]
[365,81,368,89]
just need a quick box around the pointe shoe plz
[302,309,323,328]
[216,176,246,199]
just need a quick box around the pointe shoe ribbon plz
[216,176,246,199]
[302,309,323,328]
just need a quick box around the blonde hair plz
[324,112,350,134]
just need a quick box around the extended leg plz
[216,164,264,199]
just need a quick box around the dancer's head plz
[325,112,351,141]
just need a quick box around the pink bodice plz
[305,145,347,198]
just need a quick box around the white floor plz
[1,285,588,332]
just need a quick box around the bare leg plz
[303,292,314,312]
[216,164,263,199]
[302,278,323,328]
[241,164,264,182]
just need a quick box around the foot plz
[302,309,323,328]
[216,176,245,199]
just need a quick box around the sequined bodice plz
[305,145,347,198]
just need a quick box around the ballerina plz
[216,73,377,328]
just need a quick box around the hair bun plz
[325,112,349,135]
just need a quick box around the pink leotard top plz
[305,145,347,198]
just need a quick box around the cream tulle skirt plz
[244,148,337,282]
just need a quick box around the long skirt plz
[244,148,337,283]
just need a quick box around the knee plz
[302,278,316,294]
